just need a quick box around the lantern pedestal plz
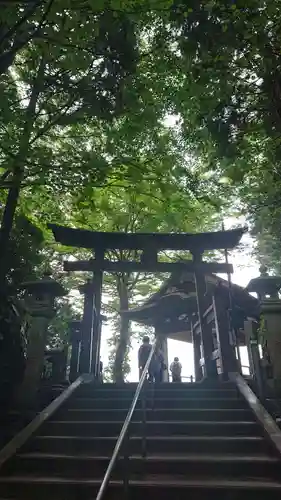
[17,274,66,407]
[260,300,281,385]
[247,266,281,387]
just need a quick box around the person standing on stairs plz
[138,336,154,382]
[170,357,182,382]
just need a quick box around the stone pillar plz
[244,319,265,398]
[213,289,238,378]
[91,251,104,378]
[260,300,281,382]
[48,347,68,383]
[154,328,169,381]
[79,280,95,374]
[161,336,169,381]
[194,271,217,378]
[191,322,203,382]
[91,314,107,379]
[244,321,255,377]
[69,320,81,383]
[193,252,217,379]
[244,319,264,395]
[235,342,242,374]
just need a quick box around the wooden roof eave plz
[122,272,259,324]
[121,292,197,323]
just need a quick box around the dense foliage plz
[2,0,281,378]
[69,179,221,381]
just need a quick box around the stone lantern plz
[18,272,67,405]
[247,266,281,384]
[22,272,66,318]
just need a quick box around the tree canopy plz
[1,0,281,377]
[67,176,221,381]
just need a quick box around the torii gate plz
[49,224,245,379]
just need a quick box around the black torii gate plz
[49,224,245,380]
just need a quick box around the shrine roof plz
[121,272,259,324]
[48,224,246,252]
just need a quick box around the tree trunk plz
[0,56,45,284]
[113,277,130,383]
[0,169,23,284]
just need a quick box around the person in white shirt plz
[170,357,182,382]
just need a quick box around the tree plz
[122,0,281,274]
[4,0,281,279]
[0,3,140,280]
[3,0,251,281]
[239,166,281,273]
[66,168,221,381]
[0,1,55,76]
[0,0,174,78]
[3,0,273,380]
[135,1,281,169]
[1,213,44,291]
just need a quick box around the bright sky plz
[100,228,259,382]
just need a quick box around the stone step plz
[57,407,255,422]
[26,435,269,456]
[4,452,279,480]
[75,387,238,400]
[70,397,247,410]
[42,420,261,437]
[0,475,281,500]
[68,397,246,410]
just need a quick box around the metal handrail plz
[95,340,157,500]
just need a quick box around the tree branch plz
[0,170,11,182]
[128,272,141,291]
[29,95,77,144]
[0,0,43,46]
[0,0,55,75]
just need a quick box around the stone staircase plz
[0,381,281,499]
[0,384,68,448]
